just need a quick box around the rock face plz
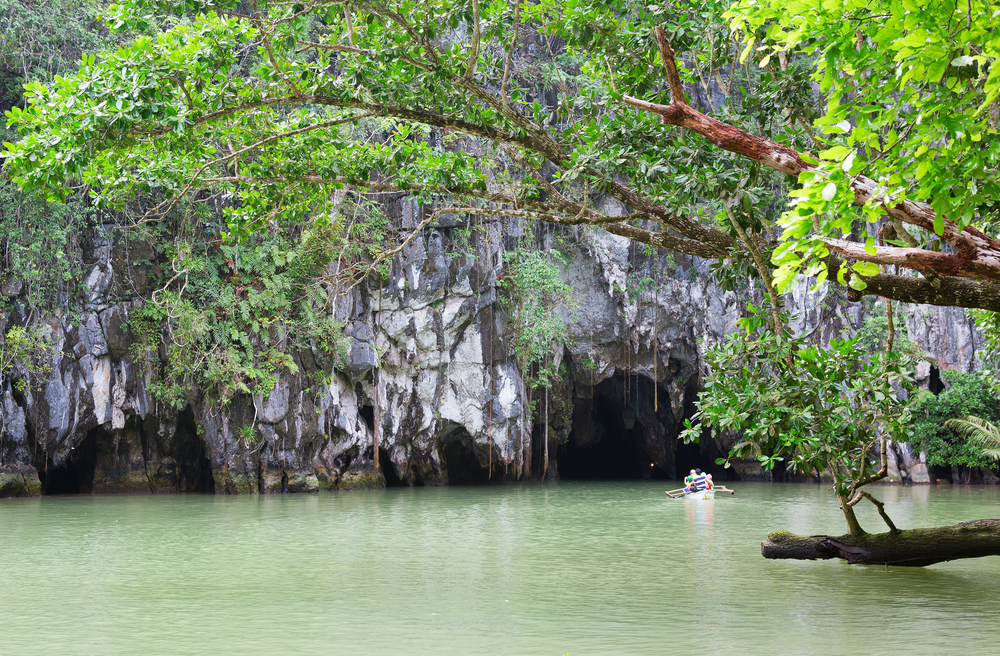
[0,201,985,495]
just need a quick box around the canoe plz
[665,486,735,498]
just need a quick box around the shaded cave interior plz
[383,372,726,487]
[440,423,503,485]
[37,405,214,495]
[554,373,721,481]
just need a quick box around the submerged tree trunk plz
[761,519,1000,566]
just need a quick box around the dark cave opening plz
[931,465,952,483]
[359,405,375,433]
[557,375,676,481]
[39,429,98,495]
[379,448,407,487]
[174,406,215,493]
[674,438,706,481]
[928,365,945,395]
[40,460,83,495]
[674,432,733,481]
[441,426,496,485]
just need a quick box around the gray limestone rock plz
[0,199,992,497]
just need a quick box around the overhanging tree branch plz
[623,26,1000,283]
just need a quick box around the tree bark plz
[838,494,866,537]
[827,257,1000,312]
[761,519,1000,567]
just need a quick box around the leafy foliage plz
[858,302,918,356]
[908,370,1000,468]
[2,0,999,318]
[681,306,913,499]
[499,241,574,390]
[0,180,92,317]
[0,0,123,84]
[130,224,349,408]
[727,0,1000,291]
[944,415,1000,462]
[0,324,55,390]
[969,308,1000,365]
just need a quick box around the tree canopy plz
[2,0,1000,313]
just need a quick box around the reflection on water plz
[1,482,999,656]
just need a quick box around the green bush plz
[130,224,349,408]
[907,371,1000,468]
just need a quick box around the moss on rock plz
[0,470,41,497]
[338,469,385,491]
[213,468,258,494]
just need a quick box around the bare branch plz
[826,237,1000,283]
[625,30,1000,285]
[501,0,521,105]
[654,26,687,107]
[725,203,782,333]
[465,0,481,79]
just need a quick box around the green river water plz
[2,482,999,655]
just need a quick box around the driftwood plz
[761,519,1000,567]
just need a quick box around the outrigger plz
[665,486,735,499]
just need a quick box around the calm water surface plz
[2,482,1000,655]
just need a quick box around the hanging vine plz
[498,224,575,478]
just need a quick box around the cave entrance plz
[359,405,375,433]
[173,406,215,493]
[440,424,499,485]
[556,374,725,481]
[928,365,946,394]
[674,437,730,481]
[558,375,675,481]
[379,448,408,487]
[40,460,84,495]
[39,430,98,495]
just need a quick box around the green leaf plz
[819,146,850,160]
[853,261,881,277]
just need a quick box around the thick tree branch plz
[602,222,731,259]
[654,26,686,107]
[725,203,783,333]
[827,257,1000,311]
[500,0,520,105]
[761,520,1000,566]
[197,175,728,258]
[623,28,1000,282]
[827,237,1000,283]
[465,0,481,79]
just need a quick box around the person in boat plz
[705,474,714,490]
[683,469,696,492]
[684,469,707,494]
[690,469,708,492]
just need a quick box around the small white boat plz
[665,486,734,499]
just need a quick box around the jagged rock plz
[0,198,990,496]
[910,463,933,483]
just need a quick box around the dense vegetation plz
[909,371,1000,471]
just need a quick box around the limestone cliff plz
[0,200,985,496]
